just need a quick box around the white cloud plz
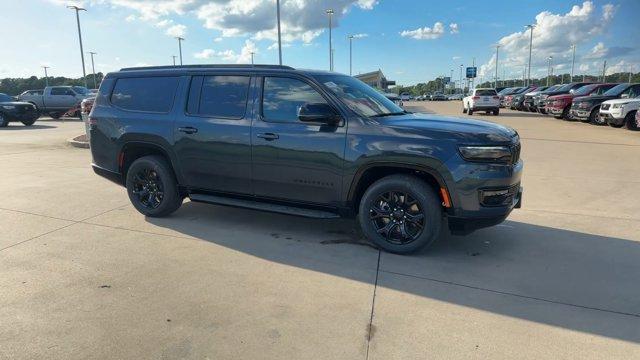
[97,0,377,45]
[606,60,638,75]
[400,22,445,40]
[479,1,617,77]
[449,23,459,34]
[193,40,258,63]
[452,56,461,60]
[165,24,186,38]
[351,33,368,39]
[125,14,137,22]
[214,37,223,42]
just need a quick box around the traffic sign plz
[466,67,477,79]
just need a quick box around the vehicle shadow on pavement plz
[0,125,56,130]
[146,201,640,344]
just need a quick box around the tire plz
[0,113,8,127]
[358,174,442,254]
[493,109,499,116]
[588,107,603,125]
[21,118,37,126]
[462,105,467,114]
[625,111,638,131]
[49,112,61,119]
[126,155,182,217]
[468,108,473,115]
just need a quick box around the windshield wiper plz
[369,111,407,118]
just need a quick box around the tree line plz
[0,73,105,96]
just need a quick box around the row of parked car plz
[497,82,640,130]
[0,86,96,127]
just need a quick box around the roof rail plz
[119,64,295,71]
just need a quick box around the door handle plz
[178,126,198,134]
[257,132,279,141]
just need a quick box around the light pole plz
[250,51,255,65]
[176,37,184,65]
[450,69,453,94]
[88,51,97,89]
[570,44,576,83]
[172,55,177,66]
[67,6,88,88]
[276,0,283,65]
[42,66,50,87]
[494,45,500,89]
[348,35,354,76]
[325,9,334,71]
[547,56,553,86]
[602,60,607,82]
[525,24,535,86]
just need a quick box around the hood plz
[379,112,518,144]
[548,94,573,100]
[573,95,616,103]
[0,101,34,107]
[601,98,640,105]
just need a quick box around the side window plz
[262,77,328,123]
[629,85,640,98]
[190,75,250,118]
[111,77,179,113]
[50,87,66,96]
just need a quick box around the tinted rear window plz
[476,89,497,96]
[111,77,179,113]
[187,75,250,118]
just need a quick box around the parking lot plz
[1,102,639,359]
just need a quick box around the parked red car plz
[545,83,617,120]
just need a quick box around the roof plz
[120,64,295,71]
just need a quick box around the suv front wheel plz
[126,155,183,217]
[358,175,442,254]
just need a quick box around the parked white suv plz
[463,88,500,115]
[599,95,640,130]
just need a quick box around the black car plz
[498,87,523,108]
[571,83,640,124]
[532,82,593,114]
[90,65,523,254]
[0,93,40,127]
[513,86,549,111]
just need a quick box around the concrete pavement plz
[1,110,639,359]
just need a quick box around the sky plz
[1,0,638,86]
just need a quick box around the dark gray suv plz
[89,65,523,254]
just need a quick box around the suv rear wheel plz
[126,155,182,217]
[0,113,8,127]
[358,175,442,254]
[626,111,638,131]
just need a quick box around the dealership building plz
[355,69,396,90]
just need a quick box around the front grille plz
[511,143,521,164]
[601,103,610,110]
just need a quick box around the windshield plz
[314,74,404,117]
[72,86,90,95]
[572,84,597,96]
[603,83,629,96]
[543,85,561,93]
[497,88,512,95]
[0,93,13,102]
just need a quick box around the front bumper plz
[570,108,590,120]
[448,187,522,235]
[2,108,39,121]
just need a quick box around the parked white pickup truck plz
[463,88,500,115]
[18,86,91,119]
[599,95,640,130]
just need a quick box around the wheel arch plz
[347,162,454,215]
[119,141,183,186]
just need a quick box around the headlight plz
[2,105,16,110]
[459,146,512,163]
[578,102,590,109]
[611,103,626,109]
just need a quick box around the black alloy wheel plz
[358,174,442,254]
[626,111,638,131]
[126,155,183,217]
[131,168,165,210]
[369,191,425,246]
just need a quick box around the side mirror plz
[620,94,629,99]
[298,103,340,124]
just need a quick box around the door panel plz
[251,76,346,205]
[174,75,253,195]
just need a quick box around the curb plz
[67,135,90,149]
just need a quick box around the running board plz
[189,193,340,219]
